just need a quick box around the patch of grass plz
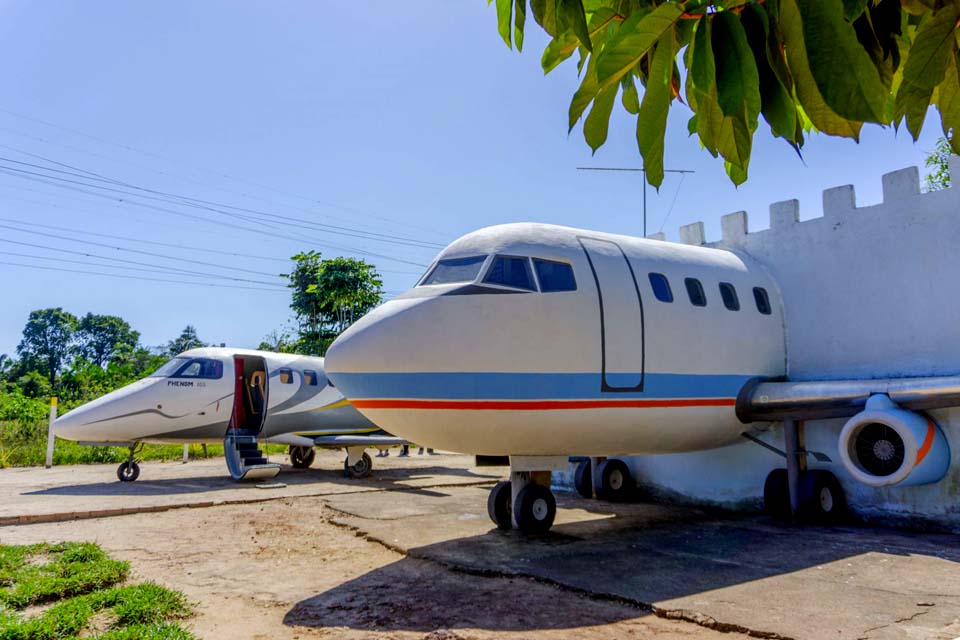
[0,421,286,468]
[0,544,195,640]
[0,543,128,609]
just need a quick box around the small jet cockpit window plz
[420,255,488,286]
[719,282,740,311]
[151,358,224,379]
[753,287,772,315]
[533,259,576,292]
[685,278,707,307]
[484,256,536,291]
[648,273,673,302]
[174,358,224,379]
[149,358,188,378]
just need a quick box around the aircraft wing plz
[309,434,408,447]
[736,374,960,422]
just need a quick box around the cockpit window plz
[484,256,536,291]
[151,358,224,379]
[534,259,576,292]
[174,359,224,379]
[420,255,487,285]
[150,358,188,378]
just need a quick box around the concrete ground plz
[1,450,958,640]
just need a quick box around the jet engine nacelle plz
[838,395,950,487]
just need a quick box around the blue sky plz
[0,1,944,357]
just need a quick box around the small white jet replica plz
[55,347,405,482]
[325,223,955,533]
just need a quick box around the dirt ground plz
[1,496,747,640]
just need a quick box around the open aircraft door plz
[225,355,278,480]
[578,237,645,392]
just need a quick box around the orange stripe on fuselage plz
[916,419,936,465]
[351,398,736,411]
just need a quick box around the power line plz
[0,259,287,292]
[0,108,454,239]
[0,157,444,250]
[0,231,287,287]
[0,168,432,268]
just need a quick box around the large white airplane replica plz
[324,223,955,533]
[54,347,405,482]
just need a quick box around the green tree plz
[283,253,383,355]
[166,326,206,356]
[0,354,13,379]
[74,313,140,367]
[492,0,960,186]
[924,136,952,192]
[258,329,299,354]
[16,308,77,388]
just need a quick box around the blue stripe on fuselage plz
[329,372,755,400]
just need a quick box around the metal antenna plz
[576,166,695,237]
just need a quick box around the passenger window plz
[484,256,536,291]
[533,259,576,292]
[753,287,772,315]
[420,255,487,285]
[304,370,318,386]
[173,358,223,379]
[685,278,707,307]
[648,273,673,302]
[719,282,740,311]
[278,368,294,384]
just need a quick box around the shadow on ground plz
[284,491,960,636]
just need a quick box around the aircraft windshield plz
[150,358,189,378]
[420,255,487,285]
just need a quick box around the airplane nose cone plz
[53,378,155,443]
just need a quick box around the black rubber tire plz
[289,446,316,469]
[343,452,373,478]
[514,483,557,534]
[798,470,847,525]
[763,469,790,519]
[574,459,593,499]
[595,459,633,501]
[117,461,140,482]
[486,480,513,530]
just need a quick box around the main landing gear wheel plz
[514,483,557,534]
[117,461,140,482]
[487,480,513,530]
[763,469,790,518]
[574,460,593,499]
[289,445,316,469]
[798,470,846,524]
[595,459,633,502]
[343,452,373,478]
[763,468,847,524]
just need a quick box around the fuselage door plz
[578,237,645,392]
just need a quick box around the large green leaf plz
[569,57,601,130]
[531,0,593,49]
[636,34,677,188]
[742,5,797,142]
[495,0,514,48]
[797,0,887,122]
[596,3,683,91]
[896,3,960,138]
[688,16,721,155]
[712,12,761,120]
[541,7,618,74]
[781,0,863,138]
[514,0,527,51]
[621,75,640,114]
[584,83,619,151]
[934,52,960,153]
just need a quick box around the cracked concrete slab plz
[326,485,960,640]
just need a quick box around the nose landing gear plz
[116,443,143,482]
[486,460,563,534]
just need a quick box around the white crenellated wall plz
[615,161,960,530]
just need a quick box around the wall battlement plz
[658,159,960,248]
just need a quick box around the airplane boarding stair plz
[224,432,280,481]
